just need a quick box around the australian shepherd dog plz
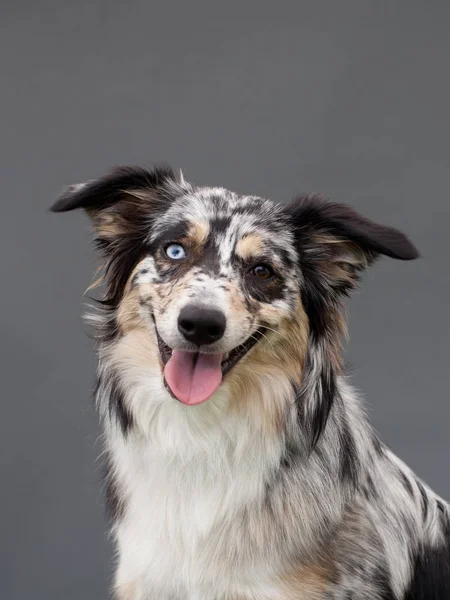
[51,166,449,599]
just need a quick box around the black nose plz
[178,305,226,346]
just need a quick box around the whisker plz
[260,325,280,336]
[251,330,275,351]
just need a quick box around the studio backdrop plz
[1,2,449,599]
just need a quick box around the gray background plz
[1,1,449,598]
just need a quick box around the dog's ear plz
[286,194,419,298]
[50,165,184,248]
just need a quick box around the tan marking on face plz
[109,327,160,376]
[228,280,251,318]
[257,301,290,326]
[187,220,210,248]
[117,287,144,334]
[116,264,147,334]
[228,302,309,436]
[235,233,266,261]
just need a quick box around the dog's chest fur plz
[108,376,450,600]
[110,392,292,599]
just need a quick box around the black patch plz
[244,273,285,303]
[280,456,291,469]
[234,254,285,304]
[50,165,176,213]
[285,194,419,263]
[271,245,296,270]
[309,362,336,449]
[399,470,415,498]
[198,237,222,277]
[437,500,446,515]
[404,515,450,599]
[109,376,133,434]
[209,216,231,234]
[101,456,125,522]
[102,239,151,307]
[362,473,378,501]
[294,350,337,450]
[338,413,360,486]
[285,194,419,340]
[280,438,302,469]
[416,480,430,522]
[299,276,332,340]
[149,221,190,253]
[208,193,234,214]
[372,433,385,456]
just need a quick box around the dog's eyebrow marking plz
[149,221,190,246]
[187,220,209,247]
[235,234,266,260]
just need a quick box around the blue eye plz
[165,243,187,260]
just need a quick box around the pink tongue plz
[164,350,223,405]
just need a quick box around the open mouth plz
[155,325,266,406]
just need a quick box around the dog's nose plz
[178,305,226,346]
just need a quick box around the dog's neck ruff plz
[98,328,448,599]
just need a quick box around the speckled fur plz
[51,166,450,600]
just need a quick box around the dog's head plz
[51,166,418,414]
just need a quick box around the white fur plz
[108,363,287,599]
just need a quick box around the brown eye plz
[252,264,274,280]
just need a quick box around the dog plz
[51,165,449,599]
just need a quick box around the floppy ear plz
[286,194,419,300]
[51,165,186,304]
[286,195,418,448]
[50,165,183,248]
